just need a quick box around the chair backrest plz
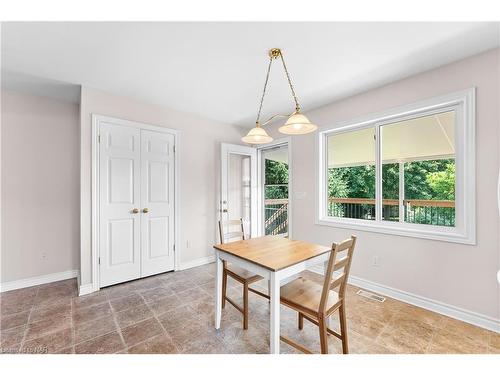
[218,218,246,244]
[319,235,357,313]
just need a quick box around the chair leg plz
[298,312,304,330]
[243,282,249,330]
[222,270,227,309]
[339,303,349,354]
[318,315,328,354]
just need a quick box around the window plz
[318,89,475,244]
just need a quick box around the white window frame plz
[317,88,476,245]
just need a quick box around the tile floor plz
[1,263,498,354]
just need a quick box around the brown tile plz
[0,287,37,315]
[132,277,164,292]
[109,293,144,313]
[140,286,174,302]
[35,282,77,306]
[440,317,490,346]
[75,331,125,354]
[128,334,179,354]
[115,304,153,329]
[73,301,112,325]
[490,332,500,351]
[25,316,72,340]
[21,328,73,354]
[164,279,197,294]
[0,325,26,353]
[428,329,489,354]
[1,286,38,303]
[176,286,210,305]
[396,303,446,328]
[30,300,72,323]
[0,298,35,316]
[167,320,211,348]
[74,315,117,344]
[376,315,434,354]
[181,336,227,354]
[147,294,182,315]
[105,283,137,300]
[1,310,30,330]
[198,281,215,294]
[189,271,214,286]
[347,314,386,339]
[157,305,196,331]
[121,318,164,347]
[72,292,108,310]
[56,346,75,354]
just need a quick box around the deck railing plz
[264,199,289,235]
[264,197,455,233]
[328,197,455,226]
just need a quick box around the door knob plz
[143,208,149,213]
[132,208,139,214]
[222,209,228,213]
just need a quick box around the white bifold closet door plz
[99,122,175,287]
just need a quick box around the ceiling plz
[1,22,498,127]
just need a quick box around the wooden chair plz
[279,235,357,354]
[218,219,269,329]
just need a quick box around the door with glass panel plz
[220,143,257,238]
[260,144,290,236]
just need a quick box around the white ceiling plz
[1,22,498,127]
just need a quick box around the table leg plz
[269,272,280,354]
[215,251,223,329]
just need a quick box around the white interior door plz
[220,143,257,238]
[140,130,175,277]
[99,122,141,287]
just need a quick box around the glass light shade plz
[278,112,318,135]
[241,125,273,144]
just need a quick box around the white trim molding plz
[179,255,214,271]
[316,88,476,245]
[0,270,79,293]
[310,266,499,333]
[78,283,95,296]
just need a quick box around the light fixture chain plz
[279,51,301,112]
[255,56,273,125]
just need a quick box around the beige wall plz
[265,49,500,320]
[79,86,244,286]
[1,90,80,282]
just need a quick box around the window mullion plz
[375,124,382,221]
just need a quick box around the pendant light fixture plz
[242,48,317,145]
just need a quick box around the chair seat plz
[280,276,340,315]
[225,264,263,283]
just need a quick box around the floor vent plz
[356,289,386,302]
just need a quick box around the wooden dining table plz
[213,235,331,354]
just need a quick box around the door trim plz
[256,137,293,238]
[91,114,180,292]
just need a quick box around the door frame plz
[256,137,293,238]
[91,114,180,292]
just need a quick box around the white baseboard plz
[178,255,214,271]
[78,283,95,296]
[0,270,79,293]
[310,266,500,333]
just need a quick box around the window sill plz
[316,217,475,245]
